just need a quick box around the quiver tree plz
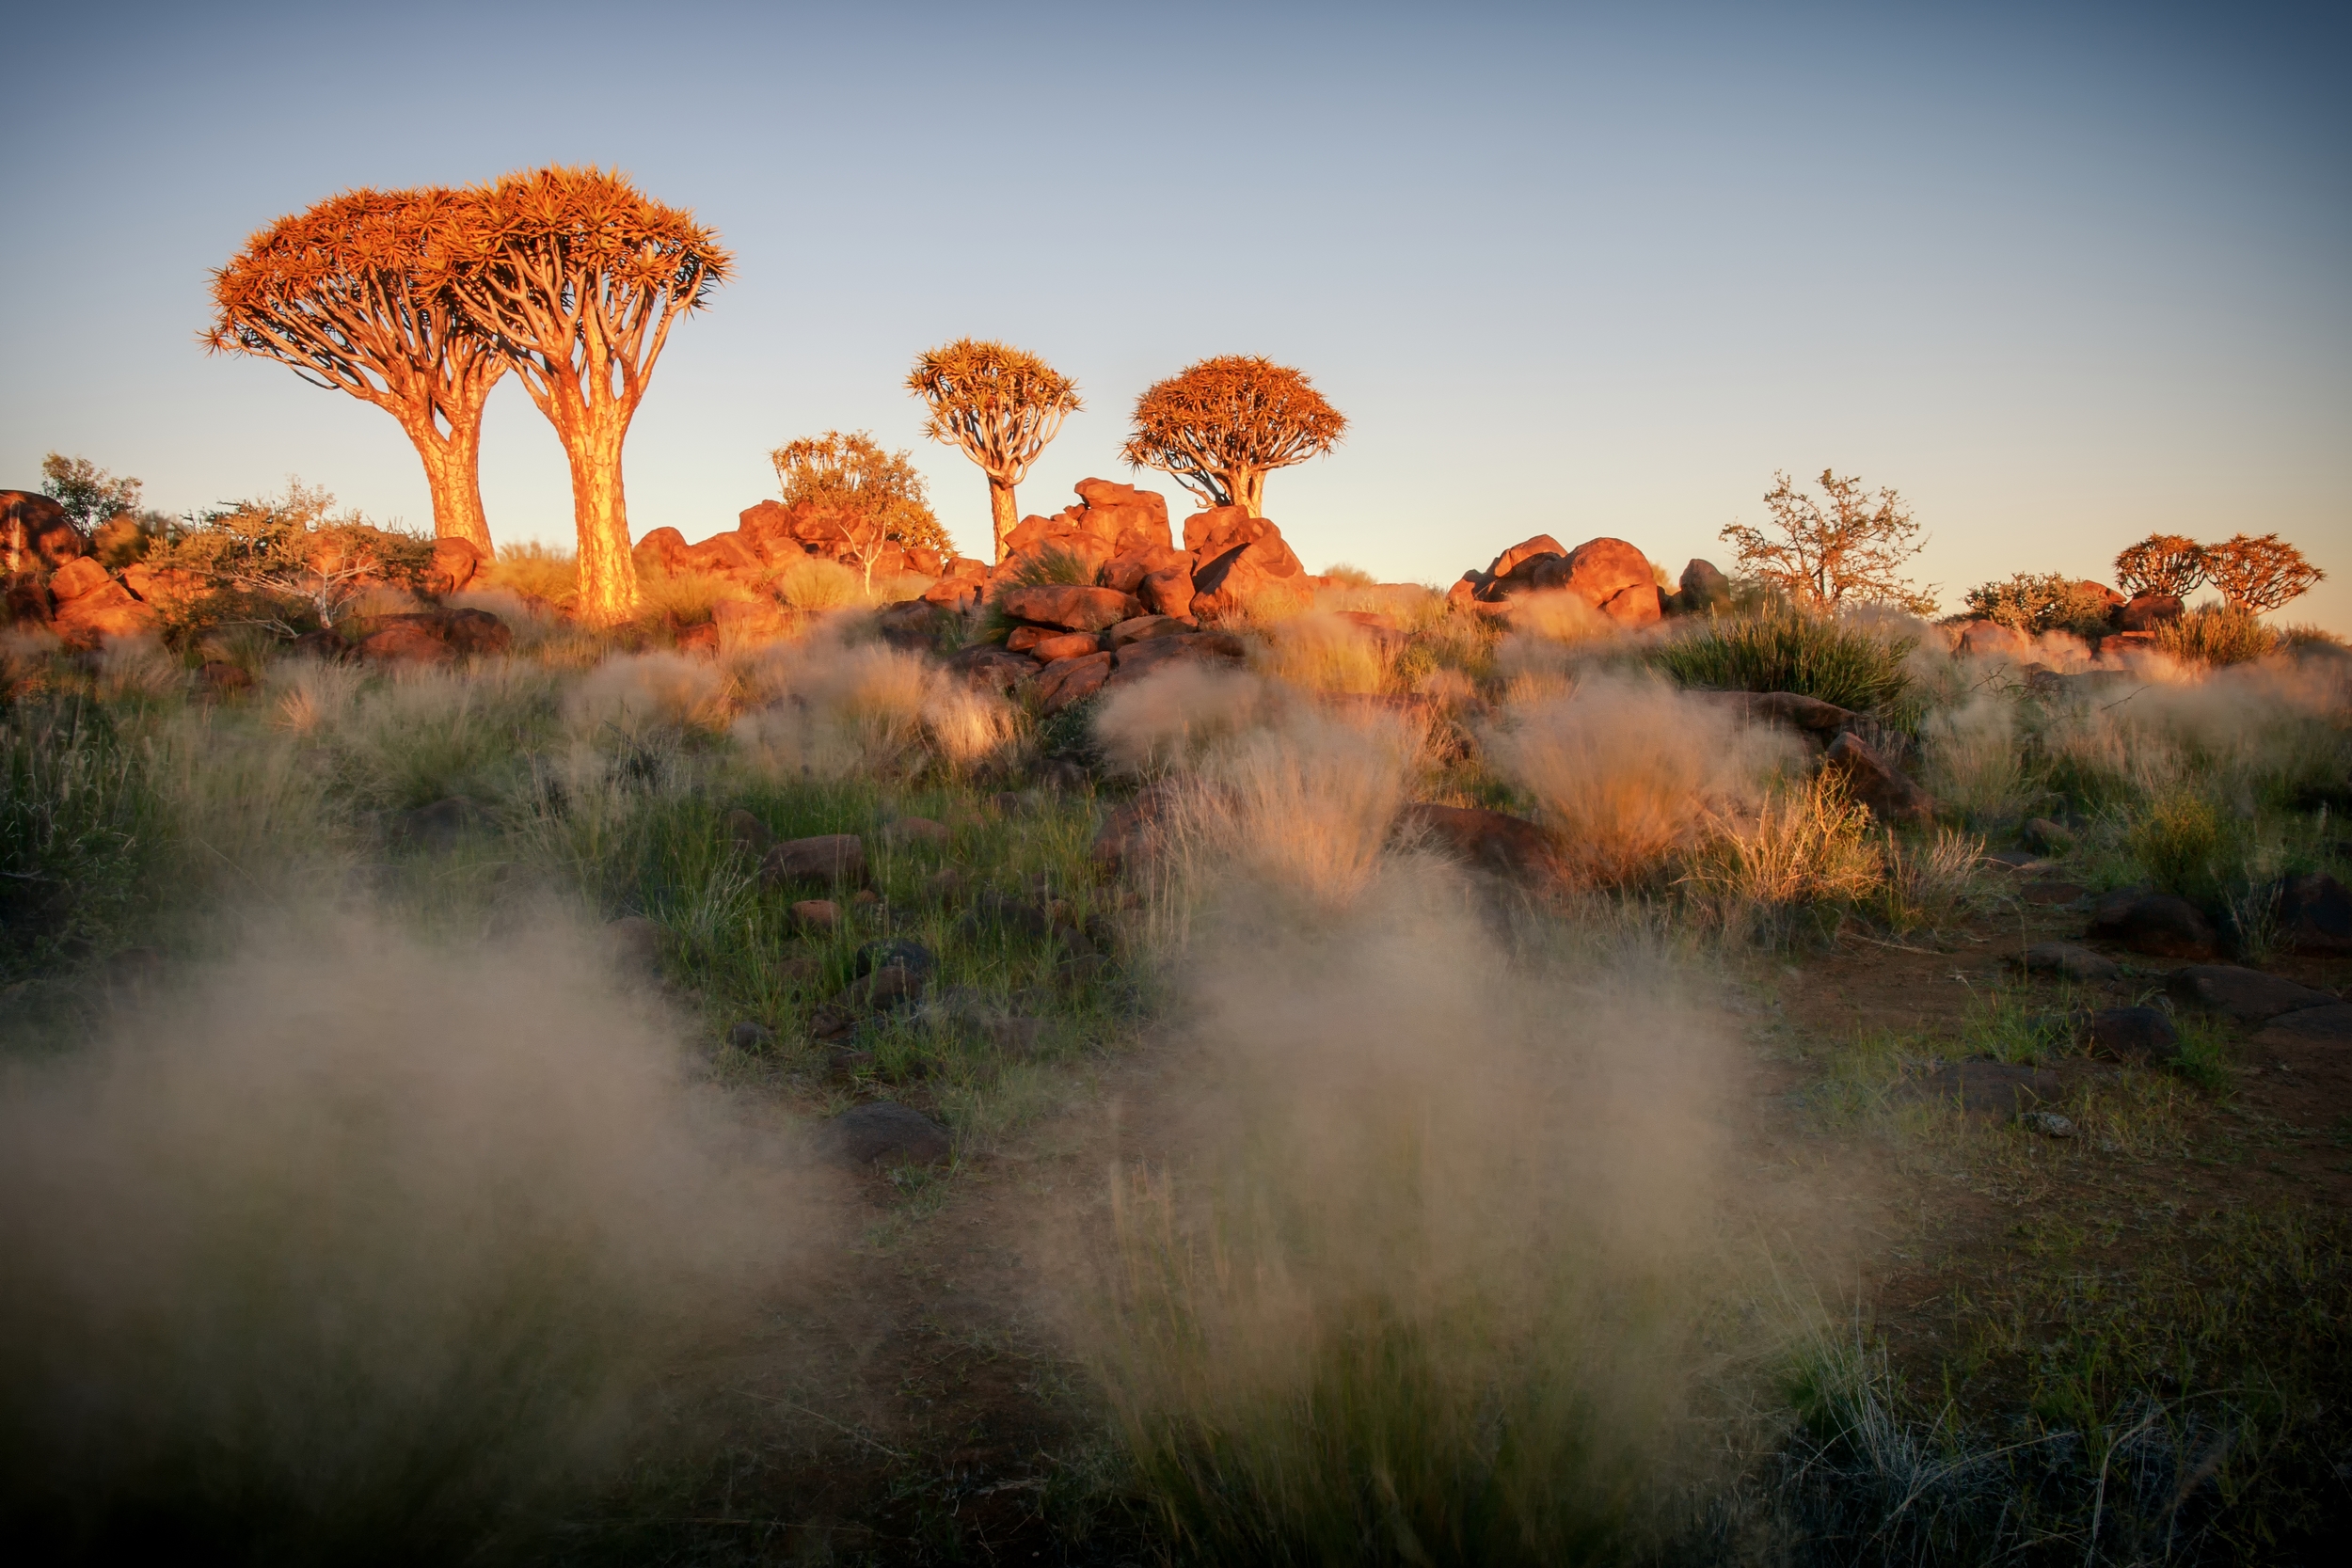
[906,339,1080,562]
[433,166,729,623]
[2201,532,2324,612]
[771,431,949,591]
[1120,355,1346,518]
[206,186,506,554]
[1719,469,1937,614]
[2113,534,2206,597]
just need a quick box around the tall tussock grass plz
[0,910,813,1561]
[1653,601,1920,725]
[1092,865,1736,1565]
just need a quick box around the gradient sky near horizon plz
[5,1,2346,626]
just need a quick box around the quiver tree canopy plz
[1120,355,1347,518]
[2200,532,2324,612]
[2113,534,2206,597]
[430,166,730,624]
[906,339,1080,562]
[206,185,507,554]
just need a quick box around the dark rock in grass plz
[724,808,772,859]
[2022,816,2076,855]
[823,1101,951,1167]
[760,833,866,889]
[604,915,662,974]
[791,898,840,932]
[2022,881,2088,907]
[923,866,965,901]
[727,1020,776,1052]
[1038,758,1091,793]
[855,939,937,984]
[2250,1004,2352,1051]
[2087,891,2218,959]
[1092,784,1177,876]
[1913,1060,2066,1117]
[824,1046,876,1083]
[2166,964,2337,1025]
[807,1004,860,1041]
[882,815,951,849]
[2275,872,2352,956]
[1821,732,1936,828]
[2077,1006,2182,1065]
[1677,558,1732,613]
[199,659,253,696]
[2021,1110,2077,1137]
[392,796,476,852]
[875,598,946,649]
[947,643,1036,695]
[2014,942,2122,984]
[1030,650,1112,715]
[1397,802,1566,886]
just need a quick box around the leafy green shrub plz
[2127,786,2233,903]
[1962,572,2119,637]
[153,481,431,640]
[1652,601,1919,725]
[2157,603,2279,667]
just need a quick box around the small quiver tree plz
[206,186,506,555]
[433,166,730,625]
[906,339,1080,562]
[770,431,949,593]
[2113,534,2206,597]
[1718,469,1937,615]
[1119,355,1346,518]
[2199,532,2324,613]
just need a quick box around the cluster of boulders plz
[1443,534,1730,626]
[635,495,968,586]
[3,491,170,647]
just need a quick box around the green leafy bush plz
[1962,572,2118,637]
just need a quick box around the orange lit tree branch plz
[907,339,1080,562]
[1120,356,1346,518]
[434,166,730,623]
[2112,534,2206,597]
[2201,532,2323,612]
[205,186,506,553]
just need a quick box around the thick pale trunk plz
[404,412,495,555]
[1237,468,1267,518]
[565,419,638,625]
[988,477,1019,562]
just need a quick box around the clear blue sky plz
[5,1,2346,625]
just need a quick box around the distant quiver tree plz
[2113,534,2206,597]
[1120,355,1345,518]
[431,166,729,624]
[2200,532,2324,612]
[1719,469,1937,615]
[906,339,1080,562]
[206,186,506,555]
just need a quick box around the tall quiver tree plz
[906,339,1081,562]
[206,186,506,554]
[1120,355,1346,518]
[434,167,729,624]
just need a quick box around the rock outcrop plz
[1452,534,1664,626]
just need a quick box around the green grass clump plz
[2155,604,2278,668]
[0,698,156,981]
[1652,602,1919,726]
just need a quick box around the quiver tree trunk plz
[402,410,496,555]
[564,417,638,624]
[988,477,1019,562]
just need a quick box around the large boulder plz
[1397,803,1565,887]
[2166,964,2338,1024]
[1822,732,1935,826]
[1551,538,1661,626]
[2087,891,2218,959]
[2275,872,2352,956]
[1957,621,2037,660]
[1101,543,1191,594]
[2116,592,2183,631]
[1140,564,1196,620]
[1483,535,1569,589]
[632,526,691,573]
[1029,650,1112,714]
[2,491,86,568]
[2076,1005,2182,1064]
[1186,509,1311,620]
[2251,1004,2352,1050]
[425,536,481,594]
[947,643,1037,694]
[46,556,111,601]
[821,1101,951,1168]
[52,579,160,647]
[1101,630,1248,693]
[1677,558,1732,613]
[999,585,1143,633]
